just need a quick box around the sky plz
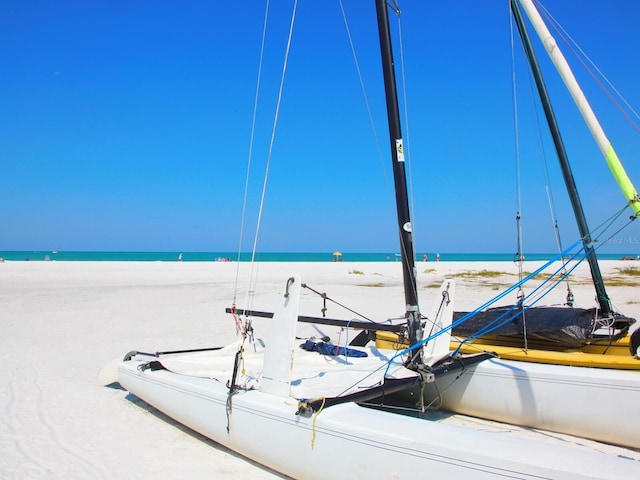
[1,0,639,254]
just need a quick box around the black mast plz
[510,0,613,316]
[375,0,422,361]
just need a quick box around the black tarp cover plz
[452,306,632,348]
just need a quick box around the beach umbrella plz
[333,251,343,262]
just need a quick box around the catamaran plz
[375,0,640,450]
[114,1,640,477]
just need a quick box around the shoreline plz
[1,250,639,263]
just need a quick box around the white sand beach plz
[1,259,639,479]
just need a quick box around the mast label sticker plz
[396,139,405,162]
[403,222,412,233]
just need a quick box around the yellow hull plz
[375,331,640,370]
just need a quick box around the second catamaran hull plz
[119,358,640,479]
[421,356,640,449]
[455,337,640,369]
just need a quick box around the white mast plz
[517,0,640,216]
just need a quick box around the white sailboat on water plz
[113,1,640,477]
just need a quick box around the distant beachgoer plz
[423,253,428,262]
[178,253,183,262]
[436,253,440,262]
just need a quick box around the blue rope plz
[454,244,592,353]
[384,238,588,375]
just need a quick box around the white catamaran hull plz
[117,274,640,478]
[118,359,640,479]
[422,356,640,449]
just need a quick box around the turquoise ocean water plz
[0,251,635,262]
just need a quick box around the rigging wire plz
[535,0,640,132]
[339,0,412,274]
[589,203,637,246]
[468,208,638,342]
[235,1,417,337]
[388,197,639,369]
[302,283,376,323]
[401,237,607,369]
[383,238,588,373]
[509,6,527,322]
[390,4,419,304]
[233,0,271,307]
[393,6,420,265]
[448,209,637,355]
[510,1,575,310]
[236,0,299,329]
[341,0,420,304]
[337,0,389,195]
[374,2,421,307]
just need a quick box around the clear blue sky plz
[1,1,639,254]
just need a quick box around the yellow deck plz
[375,331,640,370]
